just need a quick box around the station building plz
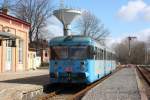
[0,10,30,72]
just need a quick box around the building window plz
[6,40,12,47]
[18,40,23,63]
[45,52,48,57]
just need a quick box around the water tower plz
[53,0,81,36]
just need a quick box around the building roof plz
[0,12,30,27]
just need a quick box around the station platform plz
[0,69,49,100]
[82,67,141,100]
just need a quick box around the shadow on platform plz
[0,74,49,85]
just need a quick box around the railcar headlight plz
[80,62,86,71]
[54,62,58,66]
[50,73,55,78]
[80,62,85,65]
[54,62,58,67]
[54,62,58,71]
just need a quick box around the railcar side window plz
[93,47,104,60]
[104,50,106,60]
[111,53,113,60]
[106,52,110,60]
[98,50,100,60]
[107,52,112,60]
[100,50,103,60]
[96,48,99,60]
[109,52,111,60]
[112,54,116,60]
[89,46,95,59]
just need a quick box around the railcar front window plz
[51,46,68,60]
[70,46,88,60]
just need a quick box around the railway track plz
[136,66,150,99]
[39,84,86,100]
[39,68,121,100]
[136,66,150,86]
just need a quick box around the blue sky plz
[49,0,150,42]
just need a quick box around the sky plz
[48,0,150,44]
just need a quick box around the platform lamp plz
[0,26,9,46]
[0,26,17,47]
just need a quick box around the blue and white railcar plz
[49,36,116,84]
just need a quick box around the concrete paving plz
[82,68,141,100]
[0,69,49,100]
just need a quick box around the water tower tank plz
[53,8,81,36]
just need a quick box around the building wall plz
[0,16,29,72]
[28,51,41,69]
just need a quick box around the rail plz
[136,66,150,86]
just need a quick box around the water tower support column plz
[64,25,68,36]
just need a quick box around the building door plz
[5,41,12,71]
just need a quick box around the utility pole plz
[128,36,136,64]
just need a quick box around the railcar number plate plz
[65,67,72,72]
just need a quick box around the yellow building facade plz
[0,12,30,72]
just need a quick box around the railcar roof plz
[50,35,92,43]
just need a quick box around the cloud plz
[118,0,150,21]
[143,7,150,21]
[135,28,150,41]
[106,37,122,48]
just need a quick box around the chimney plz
[2,8,8,14]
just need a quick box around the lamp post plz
[128,36,136,64]
[0,26,16,47]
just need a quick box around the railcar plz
[49,36,116,84]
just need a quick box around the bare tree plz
[114,38,146,64]
[74,11,109,44]
[143,38,150,64]
[11,0,53,43]
[131,41,146,64]
[0,0,17,13]
[0,0,10,9]
[114,39,129,64]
